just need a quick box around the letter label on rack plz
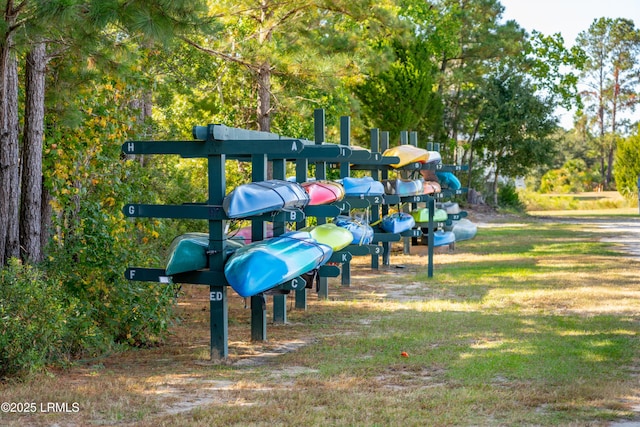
[128,205,136,216]
[127,142,135,153]
[289,211,297,221]
[210,291,223,301]
[291,141,298,151]
[290,278,301,289]
[129,269,136,280]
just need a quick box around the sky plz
[499,0,640,128]
[500,0,640,47]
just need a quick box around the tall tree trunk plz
[20,42,47,263]
[4,50,19,262]
[257,61,271,132]
[0,20,20,266]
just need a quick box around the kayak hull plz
[411,208,448,223]
[301,180,345,205]
[382,178,424,196]
[224,231,332,297]
[339,176,385,196]
[333,215,374,245]
[383,145,429,168]
[166,233,244,275]
[381,212,416,234]
[223,180,310,218]
[302,223,353,251]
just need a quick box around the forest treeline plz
[1,0,639,377]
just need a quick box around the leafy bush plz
[0,259,77,378]
[497,183,525,211]
[614,130,640,199]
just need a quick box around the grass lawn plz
[2,213,640,426]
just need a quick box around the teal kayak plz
[224,231,333,297]
[165,233,244,276]
[435,171,461,190]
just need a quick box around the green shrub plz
[498,183,525,211]
[0,259,77,378]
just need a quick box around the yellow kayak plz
[382,145,429,168]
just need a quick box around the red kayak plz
[301,180,345,205]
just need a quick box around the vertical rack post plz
[369,128,381,271]
[340,117,352,287]
[272,158,287,323]
[294,155,309,310]
[207,132,229,359]
[250,153,268,341]
[314,109,329,300]
[380,131,391,265]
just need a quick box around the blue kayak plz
[381,212,416,234]
[223,231,332,297]
[435,171,461,190]
[432,230,456,247]
[382,178,424,196]
[333,215,374,244]
[223,179,310,219]
[339,177,385,196]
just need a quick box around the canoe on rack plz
[301,180,345,205]
[224,231,333,297]
[302,223,353,251]
[382,145,429,168]
[381,212,416,234]
[165,233,244,276]
[223,179,310,219]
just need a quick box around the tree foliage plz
[576,17,640,188]
[614,128,640,199]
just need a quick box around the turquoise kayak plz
[381,212,415,233]
[223,180,310,219]
[302,223,353,251]
[333,215,374,244]
[223,231,333,297]
[339,177,385,196]
[435,171,461,190]
[165,233,244,275]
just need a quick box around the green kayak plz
[301,223,353,251]
[411,208,448,223]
